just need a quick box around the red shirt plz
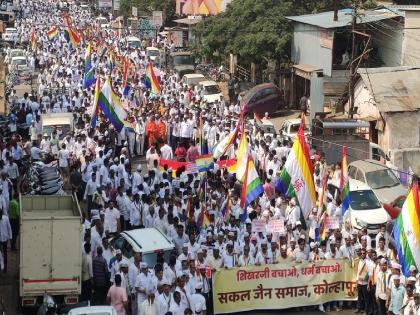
[187,146,199,162]
[175,146,187,161]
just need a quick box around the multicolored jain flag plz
[393,182,420,276]
[90,78,101,129]
[83,43,96,89]
[275,127,316,217]
[240,155,264,213]
[97,77,128,132]
[341,146,350,215]
[195,154,213,172]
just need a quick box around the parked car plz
[6,48,25,62]
[343,179,391,235]
[281,118,310,142]
[347,159,406,205]
[248,119,277,139]
[109,228,175,266]
[182,73,205,87]
[170,51,195,77]
[8,56,28,72]
[146,46,160,62]
[2,27,18,42]
[127,36,141,49]
[198,80,223,104]
[241,83,285,116]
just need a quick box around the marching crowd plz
[0,1,419,315]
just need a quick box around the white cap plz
[296,220,302,226]
[195,282,203,290]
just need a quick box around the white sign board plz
[98,0,112,8]
[113,0,120,10]
[152,11,163,27]
[267,219,285,234]
[326,216,339,230]
[252,220,266,233]
[132,7,138,17]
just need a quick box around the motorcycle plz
[37,293,58,315]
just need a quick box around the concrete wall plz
[391,148,420,175]
[402,10,420,66]
[372,19,403,67]
[291,23,333,77]
[310,74,324,124]
[379,111,420,152]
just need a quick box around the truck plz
[20,194,82,307]
[311,118,389,165]
[169,51,195,77]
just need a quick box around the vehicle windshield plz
[43,124,71,140]
[261,125,276,135]
[128,40,141,48]
[13,59,26,65]
[148,50,159,57]
[11,51,24,57]
[173,55,194,66]
[203,85,221,95]
[365,169,400,189]
[289,124,300,134]
[350,190,382,210]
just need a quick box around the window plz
[355,169,365,183]
[348,166,357,179]
[349,190,382,210]
[365,169,400,189]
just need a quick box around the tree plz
[192,0,376,65]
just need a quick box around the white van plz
[41,113,74,140]
[146,46,160,62]
[127,36,141,49]
[110,228,175,266]
[182,73,205,87]
[198,80,222,104]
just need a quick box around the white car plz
[109,228,175,266]
[280,118,310,142]
[6,48,26,63]
[198,80,223,104]
[343,179,391,235]
[248,118,277,139]
[182,73,206,87]
[127,36,141,49]
[8,56,28,72]
[68,306,117,315]
[2,27,18,42]
[146,46,160,62]
[348,159,406,205]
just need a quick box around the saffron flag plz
[341,146,350,215]
[65,15,81,47]
[30,29,37,51]
[121,57,129,91]
[197,203,211,232]
[393,182,420,276]
[97,77,128,132]
[91,78,101,129]
[275,127,316,217]
[145,63,161,94]
[236,131,249,182]
[195,154,213,172]
[240,155,264,211]
[47,26,58,40]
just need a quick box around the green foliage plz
[192,0,376,64]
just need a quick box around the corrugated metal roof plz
[379,5,420,17]
[286,8,398,29]
[358,66,420,112]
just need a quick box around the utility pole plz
[349,2,357,119]
[333,0,338,21]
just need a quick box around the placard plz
[326,216,339,230]
[251,220,266,233]
[267,219,284,234]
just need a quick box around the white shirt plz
[104,207,120,233]
[156,292,172,315]
[139,299,158,315]
[58,148,70,167]
[0,215,12,242]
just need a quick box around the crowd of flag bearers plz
[0,0,419,315]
